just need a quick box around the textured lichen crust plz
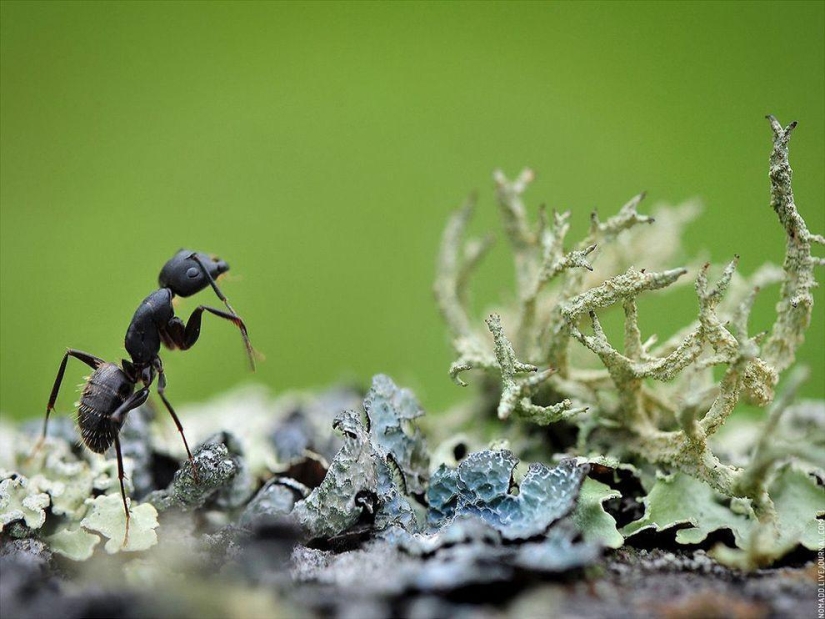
[286,377,598,584]
[435,117,823,567]
[290,376,597,577]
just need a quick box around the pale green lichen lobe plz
[0,476,50,532]
[81,494,159,554]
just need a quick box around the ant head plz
[159,249,230,297]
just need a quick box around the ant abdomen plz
[78,363,134,453]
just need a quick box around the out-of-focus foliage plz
[1,2,823,422]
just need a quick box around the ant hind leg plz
[32,349,105,458]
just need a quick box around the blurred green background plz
[1,1,823,422]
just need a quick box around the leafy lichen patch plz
[46,526,101,561]
[80,494,159,554]
[0,475,50,532]
[622,472,752,546]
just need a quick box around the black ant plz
[34,250,255,544]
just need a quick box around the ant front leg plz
[169,305,255,371]
[34,349,105,456]
[152,359,199,482]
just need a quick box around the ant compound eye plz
[186,267,200,279]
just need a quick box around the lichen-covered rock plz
[0,538,60,619]
[147,438,241,511]
[511,522,600,572]
[291,520,596,602]
[381,516,502,556]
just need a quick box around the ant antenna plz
[189,253,257,370]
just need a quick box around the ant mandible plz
[35,250,255,543]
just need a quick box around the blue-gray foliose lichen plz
[290,375,595,580]
[427,450,589,540]
[291,375,435,540]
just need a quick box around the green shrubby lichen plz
[435,117,823,567]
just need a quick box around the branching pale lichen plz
[436,117,823,565]
[762,116,825,372]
